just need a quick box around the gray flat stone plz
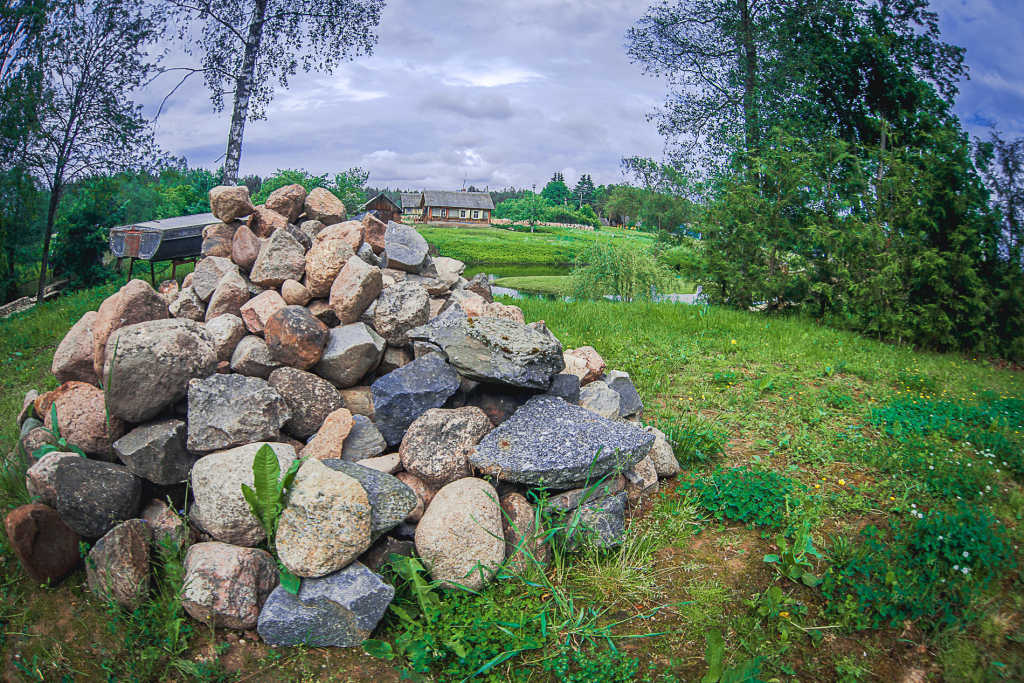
[606,370,643,417]
[113,418,198,485]
[257,561,394,647]
[322,460,417,539]
[187,375,290,453]
[383,221,428,273]
[469,396,654,489]
[371,354,461,446]
[339,415,386,460]
[410,316,564,389]
[313,323,385,389]
[561,492,627,550]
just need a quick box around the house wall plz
[425,207,490,223]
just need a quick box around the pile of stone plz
[6,183,681,649]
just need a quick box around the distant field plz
[493,274,697,297]
[415,224,653,265]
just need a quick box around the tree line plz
[623,0,1024,358]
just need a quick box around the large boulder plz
[103,318,218,424]
[205,270,250,321]
[362,213,387,254]
[301,408,354,461]
[313,323,385,389]
[464,273,493,303]
[187,374,290,453]
[645,426,680,477]
[192,256,239,302]
[54,459,141,539]
[411,317,564,390]
[371,354,461,446]
[230,335,282,379]
[86,519,151,611]
[201,221,235,258]
[561,493,627,550]
[240,289,287,335]
[52,310,99,386]
[232,224,263,271]
[268,367,344,440]
[189,443,297,546]
[257,562,393,647]
[181,542,278,629]
[384,221,429,273]
[415,478,505,590]
[250,228,306,286]
[565,347,605,385]
[209,185,255,222]
[5,504,81,584]
[317,220,364,254]
[205,314,247,362]
[579,381,621,420]
[501,492,548,574]
[276,459,372,578]
[168,286,206,322]
[304,237,355,298]
[373,281,430,346]
[43,381,124,459]
[25,452,77,508]
[433,257,465,286]
[265,183,308,223]
[399,407,492,488]
[114,418,197,485]
[92,279,169,380]
[247,205,289,239]
[606,370,643,417]
[469,396,655,489]
[264,305,329,370]
[321,460,417,539]
[304,187,347,225]
[340,415,386,460]
[330,256,382,325]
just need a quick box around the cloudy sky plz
[142,0,1024,192]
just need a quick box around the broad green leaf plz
[701,628,726,683]
[279,566,301,595]
[361,639,394,660]
[801,572,821,587]
[252,444,281,509]
[50,404,60,440]
[763,554,780,563]
[32,444,58,459]
[241,484,261,521]
[278,457,303,495]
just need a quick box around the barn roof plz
[400,192,422,208]
[363,192,401,211]
[421,190,495,210]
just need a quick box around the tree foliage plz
[569,241,675,303]
[167,0,384,183]
[541,172,572,205]
[252,167,369,209]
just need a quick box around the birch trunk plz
[36,182,61,304]
[222,0,268,185]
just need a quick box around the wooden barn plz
[362,193,403,223]
[400,192,424,220]
[419,190,495,224]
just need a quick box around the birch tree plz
[23,0,162,303]
[166,0,385,185]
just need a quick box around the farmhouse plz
[362,192,403,223]
[419,190,495,224]
[400,192,423,220]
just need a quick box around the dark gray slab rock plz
[383,221,428,273]
[426,301,467,327]
[371,354,461,446]
[322,460,417,539]
[229,335,282,379]
[606,370,643,417]
[469,396,655,489]
[340,415,386,460]
[187,375,290,453]
[411,317,564,390]
[546,373,581,404]
[113,418,198,485]
[357,242,381,267]
[54,459,141,539]
[313,323,385,389]
[103,319,219,424]
[269,367,344,440]
[86,518,151,611]
[257,561,394,647]
[561,492,627,550]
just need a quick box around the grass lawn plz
[492,275,697,296]
[0,282,1022,681]
[415,224,654,265]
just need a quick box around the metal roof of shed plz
[421,190,495,210]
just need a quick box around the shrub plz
[568,241,674,302]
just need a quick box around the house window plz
[459,209,467,218]
[432,208,447,218]
[472,210,480,219]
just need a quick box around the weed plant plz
[680,467,802,529]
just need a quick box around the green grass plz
[493,275,697,296]
[416,224,654,265]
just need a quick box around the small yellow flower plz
[814,484,821,489]
[890,496,896,501]
[839,479,846,485]
[780,611,790,619]
[731,339,736,344]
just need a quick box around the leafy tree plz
[1,0,47,161]
[22,0,162,304]
[253,167,368,210]
[494,192,550,232]
[975,130,1023,267]
[166,0,384,184]
[334,166,369,208]
[569,241,674,302]
[0,167,41,301]
[541,173,571,205]
[50,175,125,289]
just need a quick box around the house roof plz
[421,190,495,210]
[400,192,422,208]
[363,192,401,211]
